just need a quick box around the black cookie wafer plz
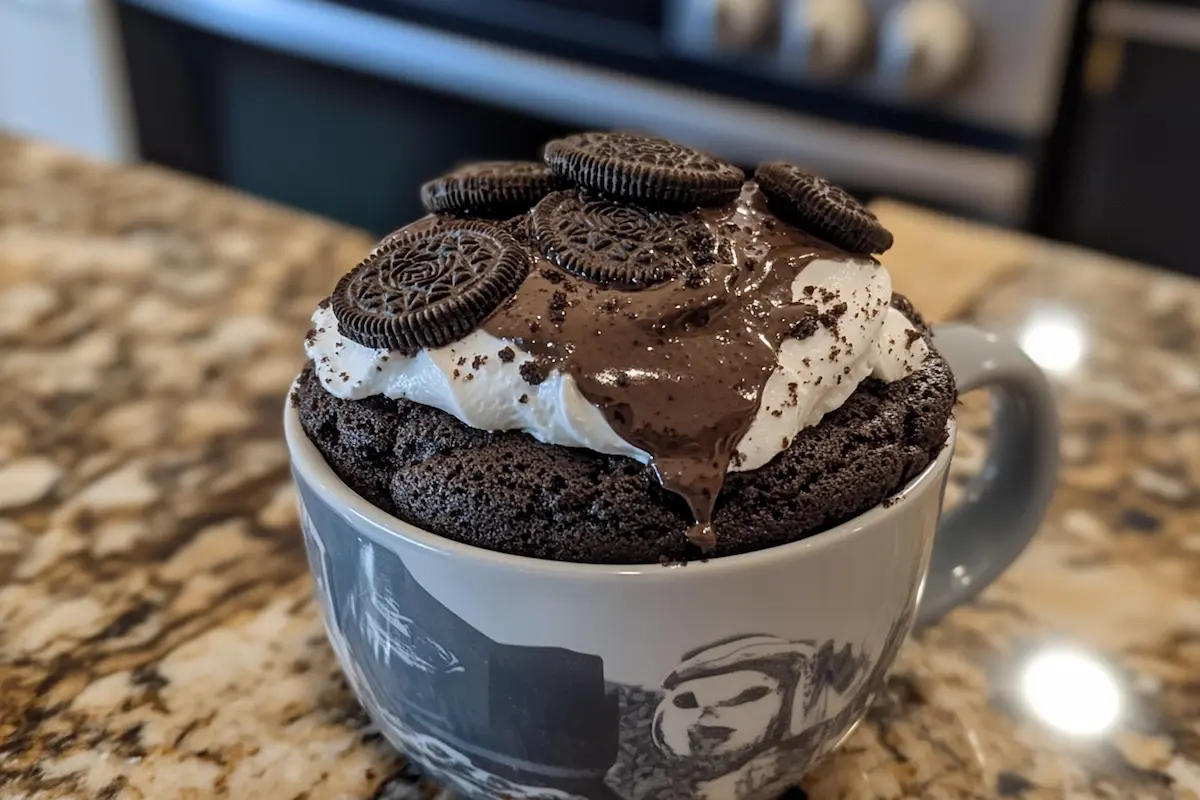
[543,132,744,208]
[420,161,565,217]
[532,190,708,288]
[331,218,529,353]
[754,162,893,254]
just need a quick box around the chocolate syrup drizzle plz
[482,184,858,551]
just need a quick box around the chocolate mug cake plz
[295,132,956,563]
[287,132,1061,800]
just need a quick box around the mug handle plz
[916,323,1060,626]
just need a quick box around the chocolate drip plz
[482,185,858,551]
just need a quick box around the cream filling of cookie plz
[306,257,928,474]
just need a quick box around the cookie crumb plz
[519,361,547,386]
[497,346,515,363]
[791,316,819,340]
[549,291,568,325]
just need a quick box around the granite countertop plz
[1,136,1198,800]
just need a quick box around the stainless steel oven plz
[115,0,1081,235]
[1045,0,1200,274]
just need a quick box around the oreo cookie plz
[543,133,744,208]
[420,161,565,218]
[532,190,707,288]
[754,163,893,254]
[331,218,529,353]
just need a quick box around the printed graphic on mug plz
[299,484,915,800]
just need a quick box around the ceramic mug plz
[284,323,1058,800]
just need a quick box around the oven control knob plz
[782,0,871,79]
[712,0,776,53]
[878,0,975,97]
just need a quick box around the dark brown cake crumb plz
[497,346,516,363]
[818,302,848,332]
[471,354,487,370]
[519,361,547,386]
[791,316,819,340]
[540,267,565,284]
[549,291,568,325]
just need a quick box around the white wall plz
[0,0,136,161]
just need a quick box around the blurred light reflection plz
[1018,312,1085,374]
[1020,648,1121,735]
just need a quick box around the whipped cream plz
[306,256,927,474]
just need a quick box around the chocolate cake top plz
[318,132,903,551]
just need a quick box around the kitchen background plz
[1,0,1196,274]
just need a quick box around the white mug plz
[285,323,1059,800]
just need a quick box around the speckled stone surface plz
[1,137,1198,799]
